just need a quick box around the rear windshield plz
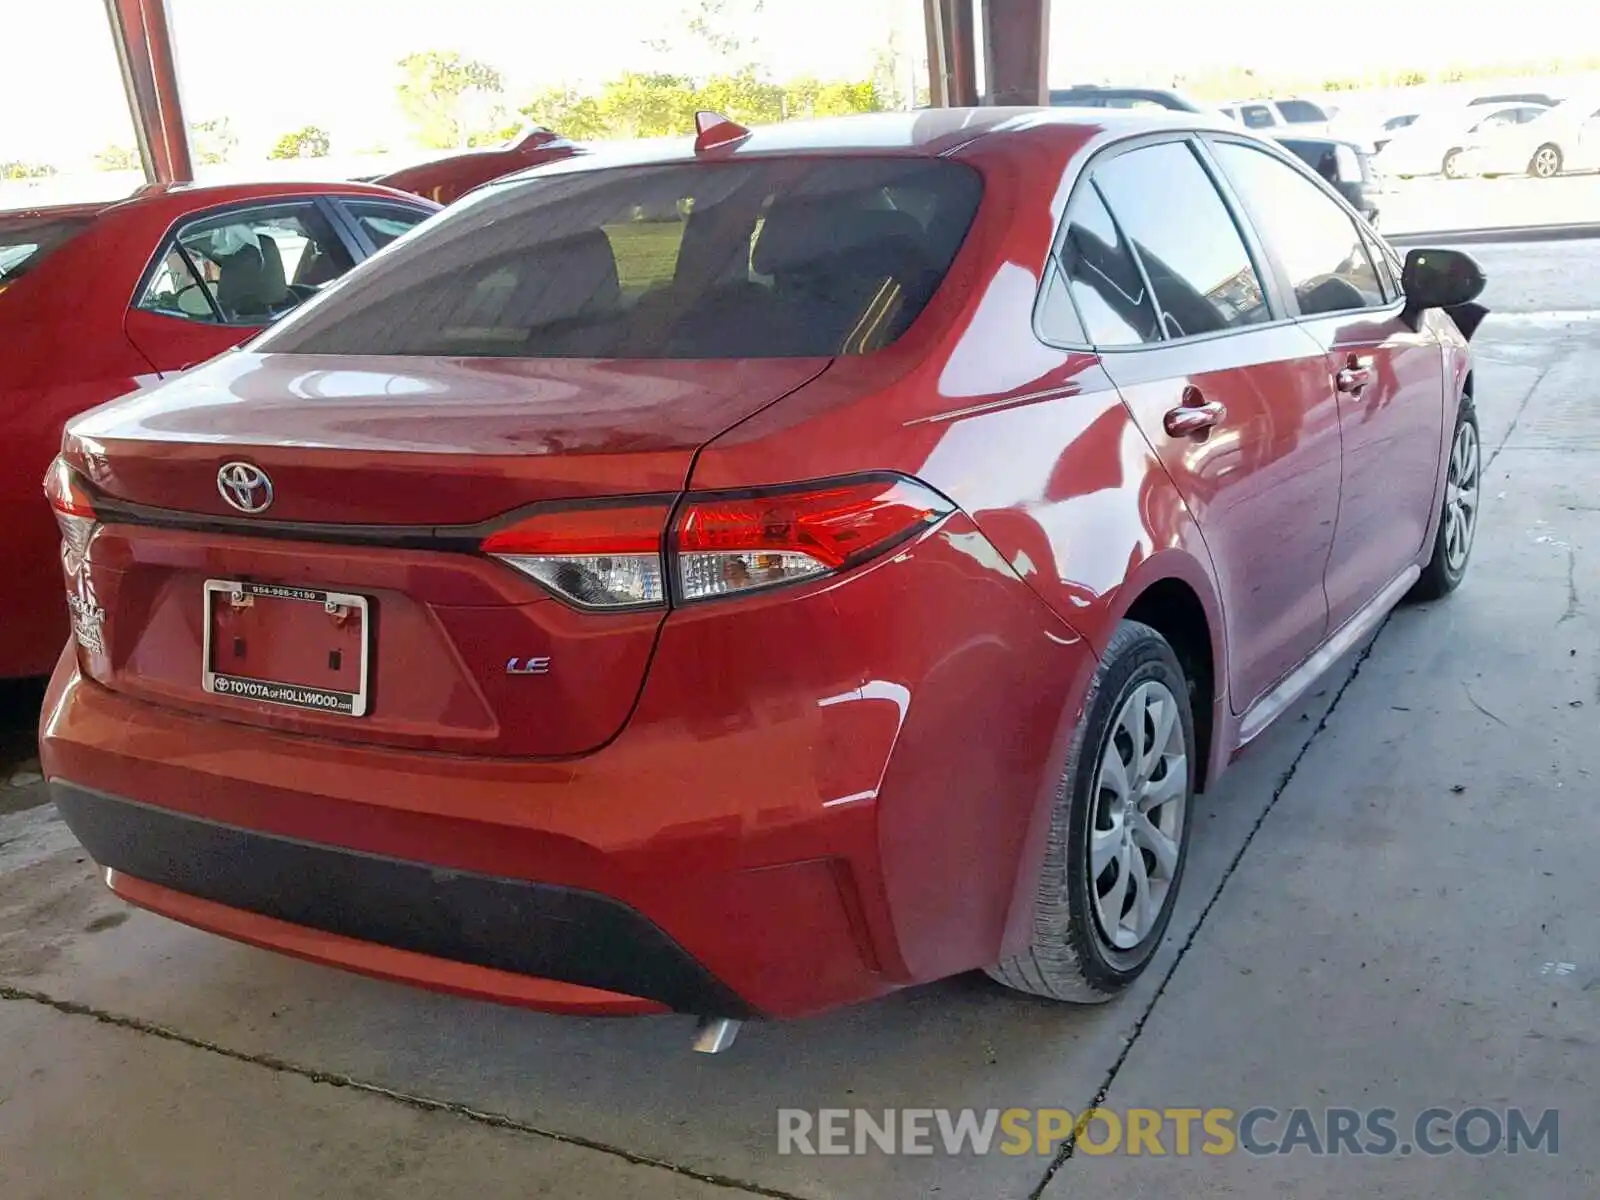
[256,157,983,359]
[0,216,92,284]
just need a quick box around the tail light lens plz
[481,477,951,610]
[675,478,951,601]
[480,502,670,610]
[44,457,98,574]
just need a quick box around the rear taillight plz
[480,502,671,610]
[44,457,98,574]
[479,477,952,610]
[675,478,951,601]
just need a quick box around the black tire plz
[1529,144,1563,179]
[1408,394,1480,602]
[988,621,1195,1003]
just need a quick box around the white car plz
[1220,97,1336,137]
[1458,98,1600,178]
[1375,102,1549,179]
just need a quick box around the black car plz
[1050,85,1381,226]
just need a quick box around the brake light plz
[44,458,98,574]
[674,477,951,601]
[480,502,670,609]
[480,478,952,610]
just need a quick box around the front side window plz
[256,158,983,359]
[1091,141,1269,339]
[1211,141,1385,316]
[136,203,353,325]
[344,200,433,251]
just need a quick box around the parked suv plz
[41,108,1484,1034]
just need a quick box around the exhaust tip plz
[691,1016,742,1054]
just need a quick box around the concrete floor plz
[1,241,1596,1199]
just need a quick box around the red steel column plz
[981,0,1050,106]
[103,0,193,183]
[923,0,979,108]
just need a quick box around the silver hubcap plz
[1535,149,1559,177]
[1443,419,1480,574]
[1089,680,1187,951]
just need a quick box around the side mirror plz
[1400,248,1486,329]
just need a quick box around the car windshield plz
[257,157,983,360]
[0,215,93,284]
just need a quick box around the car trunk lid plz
[59,351,829,756]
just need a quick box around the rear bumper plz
[39,517,1098,1018]
[54,781,748,1016]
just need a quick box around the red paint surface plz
[37,111,1473,1018]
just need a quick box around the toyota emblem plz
[217,461,274,514]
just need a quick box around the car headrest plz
[500,228,621,326]
[215,233,289,318]
[752,204,928,278]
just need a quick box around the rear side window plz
[1057,184,1160,346]
[1276,100,1328,123]
[1210,142,1385,315]
[1239,105,1276,129]
[137,202,353,326]
[0,216,92,284]
[1091,142,1269,339]
[258,158,984,359]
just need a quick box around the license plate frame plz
[202,579,371,717]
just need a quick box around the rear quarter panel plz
[689,123,1232,964]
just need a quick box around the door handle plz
[1336,356,1375,395]
[1164,396,1226,437]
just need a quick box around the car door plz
[1208,137,1445,632]
[1076,137,1344,712]
[124,198,359,376]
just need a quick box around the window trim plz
[1198,132,1406,323]
[1034,130,1293,355]
[129,195,365,327]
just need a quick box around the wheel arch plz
[1102,551,1228,792]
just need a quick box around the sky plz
[2,0,1586,167]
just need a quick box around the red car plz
[39,109,1485,1039]
[376,127,581,205]
[1,181,438,679]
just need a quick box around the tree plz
[268,126,331,160]
[518,88,610,141]
[93,144,140,171]
[190,118,238,165]
[1,161,56,180]
[397,51,505,150]
[694,69,785,127]
[597,72,698,139]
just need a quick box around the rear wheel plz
[1529,144,1563,179]
[988,621,1194,1003]
[1442,148,1465,179]
[1409,395,1480,602]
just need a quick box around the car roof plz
[491,106,1234,186]
[0,179,431,227]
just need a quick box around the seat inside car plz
[748,201,938,353]
[215,233,292,320]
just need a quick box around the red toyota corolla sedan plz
[38,108,1485,1035]
[0,181,438,679]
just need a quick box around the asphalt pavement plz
[1,239,1597,1199]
